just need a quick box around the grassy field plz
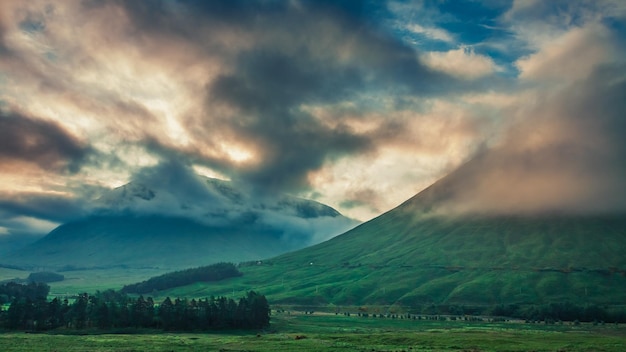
[46,268,166,296]
[1,267,168,297]
[0,267,28,282]
[1,312,625,351]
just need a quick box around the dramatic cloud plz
[0,192,90,224]
[0,110,91,173]
[418,51,626,214]
[516,24,617,81]
[0,0,624,238]
[95,160,359,245]
[194,1,457,193]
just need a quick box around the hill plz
[120,262,241,294]
[150,172,626,308]
[4,177,358,270]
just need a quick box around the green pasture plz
[1,312,625,351]
[46,268,165,296]
[1,267,167,297]
[0,268,28,282]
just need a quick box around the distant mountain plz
[160,167,626,307]
[4,177,358,270]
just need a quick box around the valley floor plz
[1,312,625,351]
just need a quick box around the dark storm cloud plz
[100,0,459,194]
[0,193,90,224]
[94,159,231,223]
[157,0,449,193]
[119,0,384,35]
[208,56,445,193]
[0,111,92,173]
[211,50,363,111]
[129,158,220,205]
[209,50,373,191]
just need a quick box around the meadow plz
[0,267,163,296]
[1,311,625,351]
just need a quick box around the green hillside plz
[149,193,626,307]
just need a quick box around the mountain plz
[0,235,39,258]
[155,169,626,307]
[4,177,358,270]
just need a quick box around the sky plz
[0,0,625,238]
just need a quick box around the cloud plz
[503,0,626,50]
[421,47,499,79]
[0,215,58,237]
[399,0,626,217]
[190,1,455,193]
[0,0,452,199]
[0,0,623,235]
[95,159,229,222]
[129,159,222,206]
[406,23,455,43]
[516,23,617,81]
[420,62,626,216]
[93,159,359,245]
[0,191,89,226]
[0,110,92,173]
[0,0,467,214]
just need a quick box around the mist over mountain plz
[94,160,356,245]
[4,163,358,270]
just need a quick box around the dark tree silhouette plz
[0,283,270,331]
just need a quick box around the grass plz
[1,313,625,351]
[46,268,167,296]
[0,267,28,282]
[1,266,169,298]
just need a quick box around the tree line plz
[409,302,626,323]
[121,262,242,294]
[0,282,49,304]
[26,271,65,283]
[489,302,626,323]
[0,283,269,331]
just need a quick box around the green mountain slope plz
[258,213,626,306]
[154,177,626,307]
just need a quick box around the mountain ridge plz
[4,177,358,270]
